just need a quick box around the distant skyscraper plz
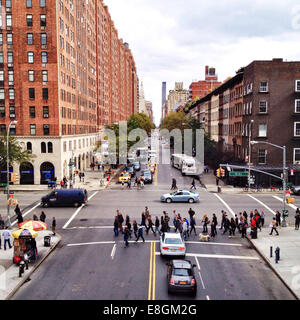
[162,82,167,106]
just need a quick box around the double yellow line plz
[148,242,156,300]
[154,165,158,186]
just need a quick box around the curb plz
[245,235,299,300]
[5,234,62,300]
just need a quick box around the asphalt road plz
[11,142,296,300]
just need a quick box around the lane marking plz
[247,194,276,215]
[195,256,200,270]
[62,191,99,229]
[213,194,235,217]
[67,241,116,247]
[273,195,298,210]
[111,244,116,260]
[148,242,153,300]
[185,253,259,260]
[154,166,158,186]
[11,202,41,226]
[206,295,210,300]
[198,271,206,290]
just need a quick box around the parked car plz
[160,233,186,257]
[133,161,141,171]
[291,185,300,195]
[41,189,88,208]
[141,170,153,184]
[161,190,200,203]
[166,260,197,296]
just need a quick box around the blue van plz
[41,189,88,208]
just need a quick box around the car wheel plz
[166,198,172,203]
[74,202,80,208]
[192,288,197,297]
[188,198,195,203]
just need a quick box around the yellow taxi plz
[118,172,131,183]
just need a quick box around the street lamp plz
[251,140,287,227]
[6,120,18,228]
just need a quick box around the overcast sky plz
[105,0,300,125]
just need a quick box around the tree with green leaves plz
[0,134,35,168]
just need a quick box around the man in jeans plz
[2,227,12,250]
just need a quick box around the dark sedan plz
[166,260,197,296]
[141,170,152,184]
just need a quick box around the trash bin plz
[44,236,51,247]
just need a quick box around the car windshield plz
[165,238,183,245]
[173,268,191,277]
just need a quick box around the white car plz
[160,233,186,257]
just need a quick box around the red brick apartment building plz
[0,0,138,184]
[188,59,300,186]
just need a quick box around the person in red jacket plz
[250,218,257,239]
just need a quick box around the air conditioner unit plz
[295,161,300,165]
[41,26,46,30]
[7,44,12,49]
[44,114,49,118]
[41,45,47,49]
[9,114,15,118]
[6,7,11,12]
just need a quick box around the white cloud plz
[104,0,300,125]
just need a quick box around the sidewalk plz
[248,226,300,299]
[0,230,61,300]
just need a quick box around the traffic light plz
[220,168,225,177]
[216,169,221,177]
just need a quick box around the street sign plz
[229,171,249,177]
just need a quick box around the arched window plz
[48,142,53,153]
[27,142,32,153]
[41,142,46,153]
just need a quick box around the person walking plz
[15,204,21,216]
[126,215,132,238]
[127,179,131,189]
[182,218,188,241]
[171,178,177,190]
[16,211,23,224]
[141,211,146,227]
[254,210,261,231]
[235,215,239,229]
[188,208,195,220]
[210,221,216,239]
[202,214,210,234]
[2,227,12,250]
[79,172,82,182]
[81,172,85,182]
[212,214,218,235]
[241,217,248,238]
[63,176,68,188]
[146,216,155,236]
[250,218,257,239]
[60,179,64,189]
[260,210,265,228]
[40,211,46,223]
[190,178,196,190]
[135,224,145,243]
[117,210,124,233]
[275,210,281,227]
[52,217,56,235]
[145,207,150,219]
[190,215,197,235]
[33,213,38,221]
[172,210,177,230]
[113,216,119,237]
[0,214,4,230]
[121,180,125,190]
[69,179,74,188]
[229,218,236,238]
[222,217,231,235]
[123,225,130,248]
[186,218,190,238]
[133,220,138,239]
[155,216,160,236]
[270,217,279,236]
[220,210,226,230]
[134,176,138,187]
[295,211,300,230]
[243,211,248,223]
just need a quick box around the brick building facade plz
[0,0,138,185]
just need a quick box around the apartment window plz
[43,106,49,118]
[27,142,32,153]
[6,33,12,45]
[294,149,300,163]
[29,88,35,99]
[7,52,13,65]
[9,106,15,117]
[42,70,48,83]
[42,88,48,100]
[259,81,268,92]
[41,33,47,45]
[29,106,35,118]
[0,106,5,117]
[26,0,32,8]
[30,124,36,136]
[10,124,16,135]
[0,70,4,81]
[258,124,267,137]
[28,70,34,82]
[26,14,33,27]
[295,100,300,113]
[40,0,46,7]
[0,34,2,45]
[0,124,6,133]
[296,80,300,92]
[63,142,66,152]
[259,101,268,113]
[8,88,14,100]
[6,0,12,8]
[40,14,46,27]
[0,88,4,100]
[47,142,53,153]
[41,142,46,153]
[28,51,34,63]
[6,14,12,27]
[41,51,47,64]
[8,70,13,85]
[0,52,3,64]
[295,122,300,136]
[258,149,266,164]
[43,124,49,135]
[27,33,33,45]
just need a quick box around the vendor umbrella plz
[12,228,38,239]
[18,220,47,231]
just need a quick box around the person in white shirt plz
[182,218,188,241]
[2,227,12,250]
